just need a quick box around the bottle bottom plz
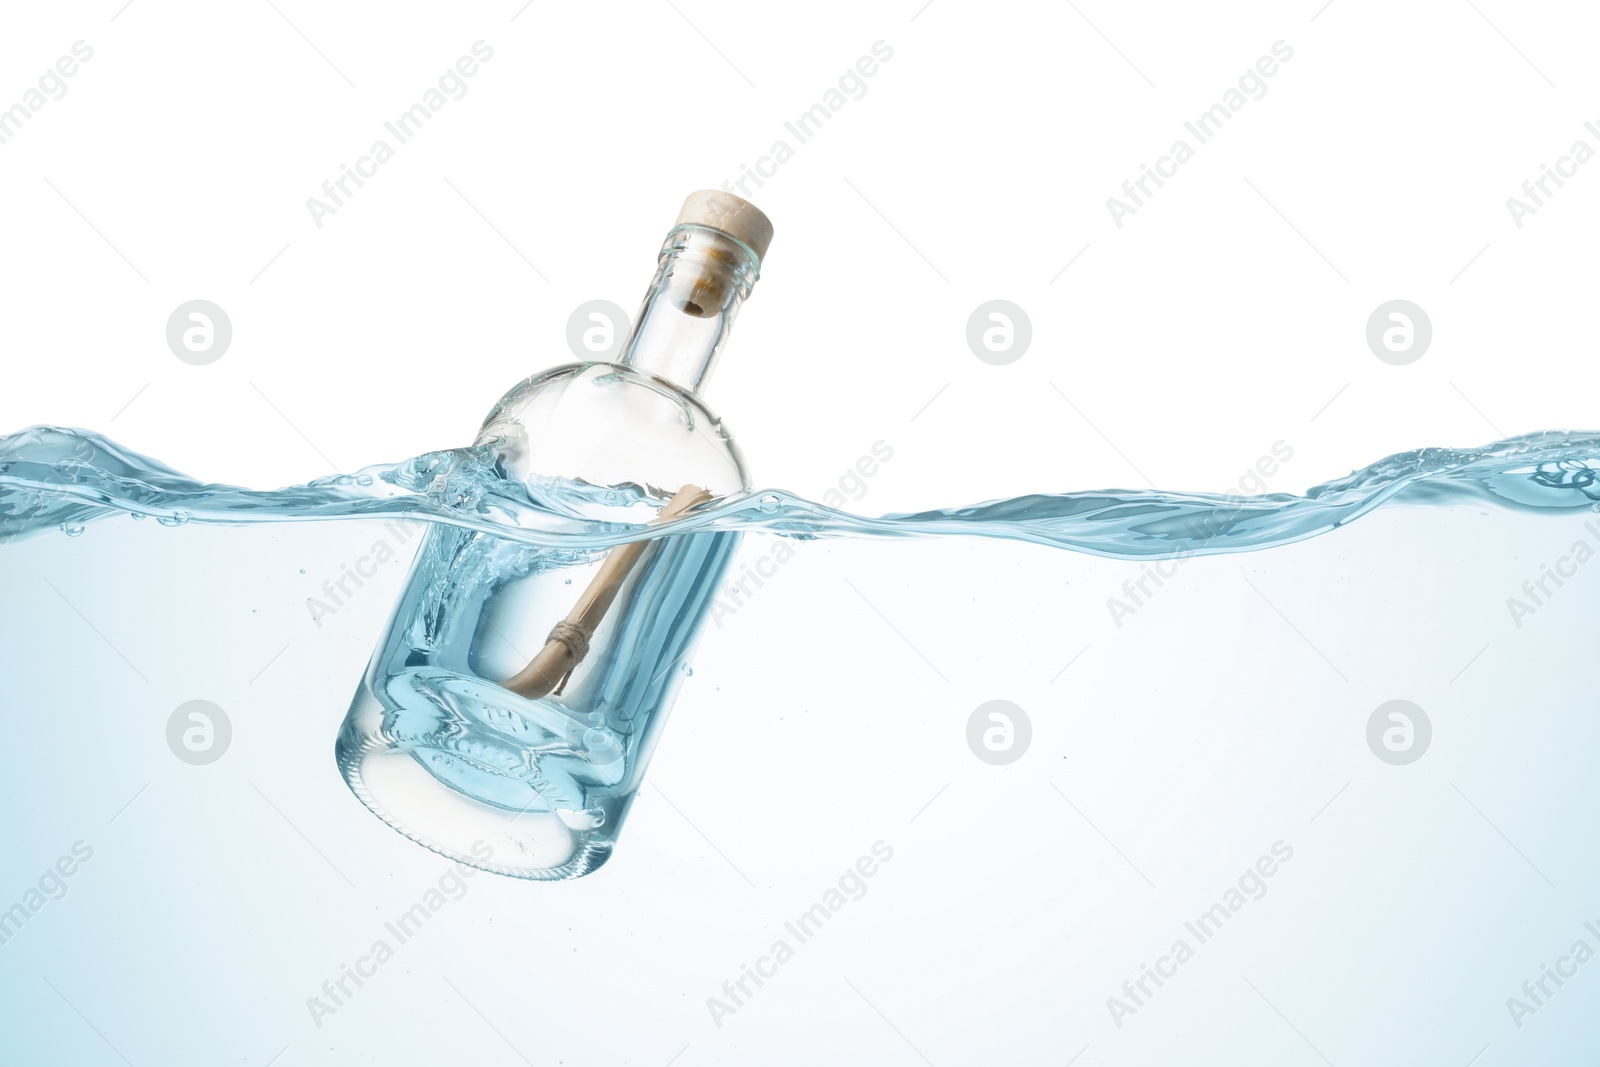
[338,733,613,880]
[335,669,624,881]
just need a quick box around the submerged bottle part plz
[336,191,771,879]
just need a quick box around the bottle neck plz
[617,224,760,394]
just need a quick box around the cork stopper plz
[675,190,774,264]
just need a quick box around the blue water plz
[8,422,1600,878]
[5,424,1600,1062]
[6,424,1600,553]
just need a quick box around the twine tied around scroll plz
[501,483,712,700]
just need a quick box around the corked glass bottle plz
[336,191,772,879]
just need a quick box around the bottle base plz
[338,732,613,881]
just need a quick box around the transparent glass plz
[336,226,757,879]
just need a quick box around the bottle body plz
[337,362,747,879]
[338,194,770,880]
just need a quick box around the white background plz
[3,1,1596,507]
[2,2,1599,1065]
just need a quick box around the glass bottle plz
[336,191,772,879]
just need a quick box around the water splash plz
[4,425,1599,557]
